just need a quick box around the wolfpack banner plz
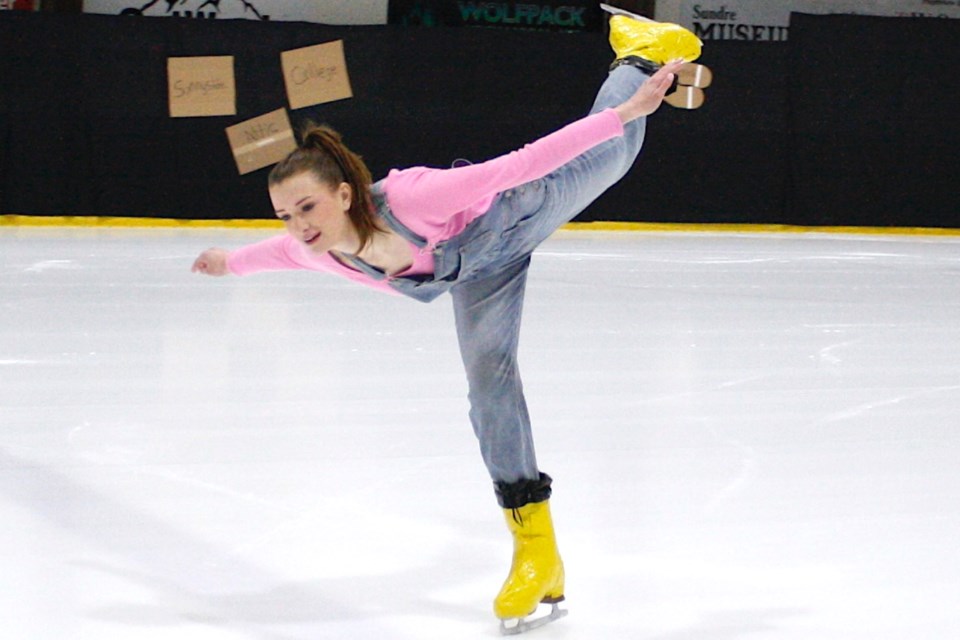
[388,0,604,31]
[656,0,960,40]
[83,0,389,23]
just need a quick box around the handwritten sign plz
[167,56,236,118]
[224,108,297,175]
[281,40,353,110]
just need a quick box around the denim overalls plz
[346,65,649,483]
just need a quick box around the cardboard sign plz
[281,40,353,110]
[168,56,236,117]
[225,108,297,175]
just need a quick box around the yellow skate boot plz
[493,473,567,635]
[603,3,702,64]
[602,3,711,109]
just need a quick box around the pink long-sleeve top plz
[226,108,625,295]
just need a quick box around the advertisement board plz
[83,0,389,23]
[655,0,960,40]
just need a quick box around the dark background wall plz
[0,11,957,226]
[787,14,959,228]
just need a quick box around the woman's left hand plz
[191,248,230,276]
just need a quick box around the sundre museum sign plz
[656,0,960,41]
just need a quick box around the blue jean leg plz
[451,257,538,484]
[547,64,649,222]
[498,64,651,257]
[450,65,652,484]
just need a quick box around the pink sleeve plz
[224,233,403,296]
[385,108,624,221]
[226,234,303,276]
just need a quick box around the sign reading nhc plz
[225,108,297,175]
[168,56,236,117]
[281,40,353,110]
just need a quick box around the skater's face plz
[271,172,356,254]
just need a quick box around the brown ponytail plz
[269,123,382,252]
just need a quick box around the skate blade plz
[599,2,654,22]
[499,603,568,636]
[677,62,713,88]
[664,85,705,110]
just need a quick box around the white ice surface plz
[2,226,959,639]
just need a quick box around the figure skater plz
[193,8,704,634]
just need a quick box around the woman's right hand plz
[614,59,685,123]
[191,248,230,276]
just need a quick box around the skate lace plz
[510,507,524,526]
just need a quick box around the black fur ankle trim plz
[494,472,553,509]
[610,55,661,75]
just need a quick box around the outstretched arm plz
[613,59,684,123]
[387,61,685,224]
[191,234,308,277]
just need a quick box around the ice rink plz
[2,225,959,639]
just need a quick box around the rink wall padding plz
[0,11,957,227]
[786,13,960,228]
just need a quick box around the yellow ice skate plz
[494,474,567,635]
[602,3,712,109]
[603,3,702,64]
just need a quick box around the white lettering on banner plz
[83,0,389,23]
[657,0,960,39]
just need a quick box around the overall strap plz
[336,181,431,281]
[370,181,429,250]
